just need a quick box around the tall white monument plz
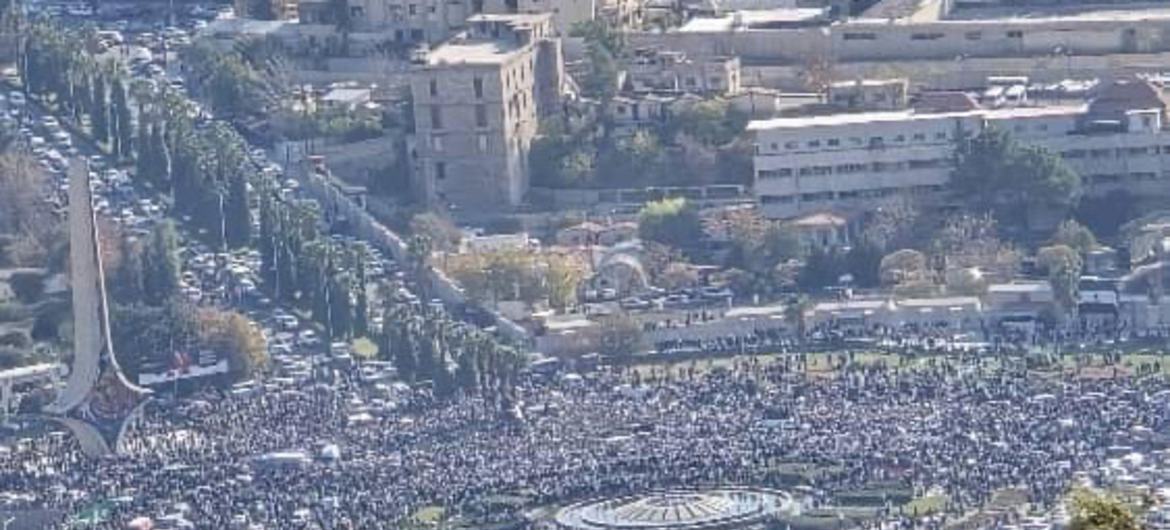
[44,163,151,457]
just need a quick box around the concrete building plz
[750,79,1170,219]
[630,7,1170,66]
[298,0,474,45]
[827,78,909,111]
[411,13,565,214]
[236,0,298,21]
[625,48,742,95]
[483,0,598,35]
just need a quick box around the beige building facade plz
[411,14,564,214]
[297,0,474,45]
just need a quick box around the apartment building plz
[298,0,472,45]
[482,0,597,34]
[751,79,1170,219]
[410,14,565,214]
[236,0,299,20]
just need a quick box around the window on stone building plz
[430,106,443,129]
[474,77,484,98]
[429,78,438,96]
[435,162,446,180]
[476,105,488,127]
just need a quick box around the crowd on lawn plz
[3,354,1169,529]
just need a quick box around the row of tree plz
[257,182,372,342]
[25,20,526,396]
[379,288,524,402]
[21,23,256,251]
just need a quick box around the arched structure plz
[40,164,151,457]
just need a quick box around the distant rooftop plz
[859,0,933,21]
[468,12,553,25]
[853,5,1170,23]
[677,8,828,32]
[912,91,981,114]
[747,104,1085,130]
[202,18,289,36]
[944,3,1170,22]
[427,40,520,65]
[425,13,551,66]
[829,78,907,88]
[792,211,847,227]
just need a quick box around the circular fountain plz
[554,488,793,530]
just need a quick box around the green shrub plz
[0,330,29,348]
[8,270,45,304]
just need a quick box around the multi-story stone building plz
[410,13,565,214]
[482,0,597,35]
[750,79,1170,219]
[297,0,474,46]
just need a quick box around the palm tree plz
[784,296,812,340]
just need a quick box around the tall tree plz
[142,220,182,306]
[225,171,252,249]
[1038,244,1082,317]
[111,76,133,160]
[91,74,109,145]
[952,127,1082,234]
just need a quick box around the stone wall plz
[293,162,533,344]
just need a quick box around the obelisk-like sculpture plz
[45,163,151,457]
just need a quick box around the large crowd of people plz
[3,354,1169,529]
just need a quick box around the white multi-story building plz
[750,79,1170,219]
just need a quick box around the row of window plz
[1086,172,1170,184]
[842,30,1024,42]
[759,184,943,205]
[1061,145,1170,159]
[761,130,951,153]
[757,158,951,179]
[431,133,491,153]
[428,77,487,99]
[427,104,491,129]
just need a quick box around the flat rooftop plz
[469,12,552,24]
[852,5,1170,24]
[944,3,1170,22]
[747,104,1085,130]
[427,40,521,65]
[678,8,828,32]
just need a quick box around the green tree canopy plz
[1068,489,1142,530]
[638,197,703,250]
[1052,219,1098,256]
[953,127,1082,233]
[1037,244,1082,315]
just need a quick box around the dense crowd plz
[3,355,1169,529]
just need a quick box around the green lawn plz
[904,494,948,516]
[413,505,446,525]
